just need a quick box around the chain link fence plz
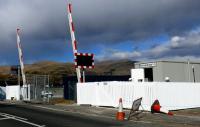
[26,74,50,101]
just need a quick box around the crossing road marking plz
[0,112,45,127]
[0,117,10,120]
[0,113,28,120]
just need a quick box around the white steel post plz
[67,3,82,83]
[187,59,191,82]
[18,66,20,85]
[83,69,85,83]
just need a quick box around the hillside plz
[0,66,10,74]
[25,60,135,76]
[92,60,135,75]
[25,61,76,76]
[0,60,135,85]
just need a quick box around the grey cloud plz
[97,28,200,61]
[72,0,200,43]
[1,0,200,64]
[141,29,200,59]
[0,0,68,65]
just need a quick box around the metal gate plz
[64,81,77,100]
[26,74,49,101]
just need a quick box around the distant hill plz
[92,60,135,75]
[0,60,136,85]
[0,66,10,74]
[0,60,135,76]
[25,61,76,76]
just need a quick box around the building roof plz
[135,59,200,65]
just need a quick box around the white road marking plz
[9,117,45,127]
[0,117,10,120]
[32,105,115,119]
[0,112,45,127]
[32,105,66,112]
[133,120,152,124]
[0,113,28,120]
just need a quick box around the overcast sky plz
[0,0,200,65]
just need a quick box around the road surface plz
[0,103,131,127]
[2,102,199,127]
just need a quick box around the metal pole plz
[18,66,20,85]
[34,75,36,100]
[44,75,47,102]
[34,75,37,100]
[83,69,85,83]
[44,75,46,91]
[192,66,196,83]
[48,75,49,87]
[47,75,49,100]
[187,59,190,82]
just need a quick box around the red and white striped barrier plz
[67,3,82,82]
[16,29,26,87]
[67,3,95,83]
[16,29,29,100]
[67,3,78,54]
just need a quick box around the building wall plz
[191,63,200,82]
[154,62,188,82]
[152,62,162,81]
[135,61,200,82]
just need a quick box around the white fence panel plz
[77,82,200,111]
[77,82,98,105]
[6,85,20,100]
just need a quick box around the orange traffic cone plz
[116,98,125,121]
[151,100,173,116]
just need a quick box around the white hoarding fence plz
[77,82,200,111]
[6,85,20,100]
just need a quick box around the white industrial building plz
[133,60,200,82]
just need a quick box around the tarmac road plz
[1,102,200,127]
[0,103,126,127]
